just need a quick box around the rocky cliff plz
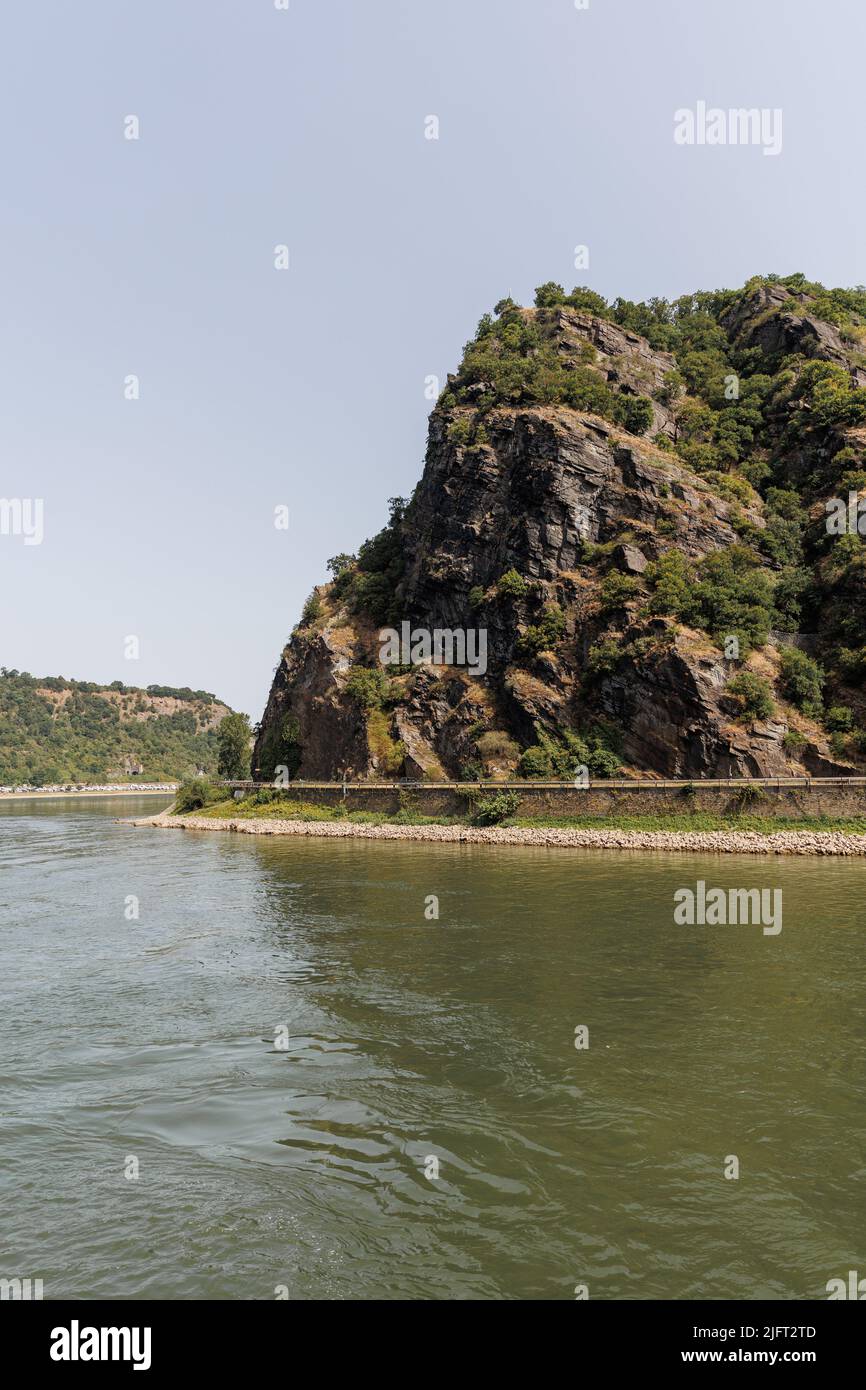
[255,275,866,782]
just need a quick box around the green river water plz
[1,797,863,1300]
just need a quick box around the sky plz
[1,0,864,720]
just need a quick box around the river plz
[1,797,863,1300]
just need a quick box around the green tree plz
[779,649,824,719]
[616,394,654,436]
[217,712,252,779]
[327,553,354,577]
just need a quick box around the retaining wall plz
[228,781,866,821]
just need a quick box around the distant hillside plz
[0,671,233,784]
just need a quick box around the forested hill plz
[0,671,233,784]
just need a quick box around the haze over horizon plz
[2,0,863,719]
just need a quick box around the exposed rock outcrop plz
[254,286,866,783]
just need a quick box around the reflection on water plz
[1,797,864,1300]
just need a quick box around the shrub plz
[327,553,354,578]
[497,568,529,600]
[476,731,520,762]
[838,647,866,684]
[646,549,692,616]
[516,726,620,779]
[830,731,850,759]
[773,567,810,631]
[599,571,638,612]
[174,779,225,813]
[588,746,622,777]
[256,712,303,781]
[516,745,551,778]
[783,729,806,751]
[733,784,765,810]
[779,648,824,718]
[366,709,405,774]
[351,571,395,625]
[471,791,521,825]
[534,281,567,308]
[447,416,473,444]
[647,544,775,654]
[584,639,622,681]
[348,498,406,626]
[688,547,774,654]
[345,666,388,711]
[727,672,774,722]
[329,567,354,600]
[707,471,755,506]
[616,394,654,436]
[517,603,566,660]
[825,705,854,733]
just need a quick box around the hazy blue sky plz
[1,0,863,719]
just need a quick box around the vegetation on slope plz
[0,670,236,784]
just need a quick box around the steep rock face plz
[254,287,864,784]
[598,630,790,776]
[255,628,368,779]
[400,406,751,629]
[255,407,792,780]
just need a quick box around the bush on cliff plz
[516,603,567,660]
[726,672,774,722]
[517,727,621,779]
[599,572,639,613]
[825,704,853,733]
[779,648,824,718]
[345,666,389,710]
[497,568,529,601]
[647,546,773,655]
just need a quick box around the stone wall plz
[244,781,866,821]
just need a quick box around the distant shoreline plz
[1,787,177,802]
[131,810,866,856]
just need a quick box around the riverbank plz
[133,809,866,856]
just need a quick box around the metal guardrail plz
[224,776,866,792]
